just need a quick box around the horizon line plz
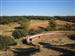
[0,15,75,17]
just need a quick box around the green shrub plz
[0,35,16,50]
[12,29,27,39]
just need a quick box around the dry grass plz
[29,20,75,30]
[0,20,75,36]
[29,20,48,30]
[0,20,75,56]
[55,20,74,26]
[0,22,20,36]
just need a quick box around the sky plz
[0,0,75,16]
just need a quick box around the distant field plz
[55,20,74,26]
[0,19,75,36]
[29,20,48,29]
[30,20,75,30]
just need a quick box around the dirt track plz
[23,31,75,45]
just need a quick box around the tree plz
[19,19,30,33]
[47,19,56,31]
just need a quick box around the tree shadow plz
[63,43,75,49]
[39,42,75,56]
[13,47,40,56]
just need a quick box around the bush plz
[0,35,16,50]
[47,19,56,31]
[12,29,27,39]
